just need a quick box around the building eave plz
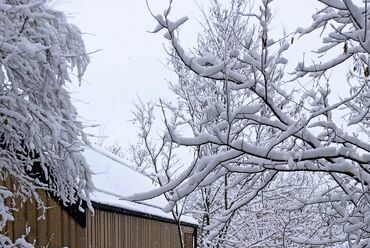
[91,201,198,229]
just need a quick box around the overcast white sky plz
[55,0,322,147]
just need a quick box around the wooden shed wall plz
[1,177,196,248]
[86,208,195,248]
[2,189,86,247]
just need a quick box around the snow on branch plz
[136,0,370,246]
[0,0,92,246]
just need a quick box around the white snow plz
[83,146,197,225]
[168,16,189,32]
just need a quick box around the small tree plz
[0,1,92,246]
[128,99,191,248]
[128,0,370,246]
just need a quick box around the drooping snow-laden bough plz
[0,1,93,247]
[129,0,370,246]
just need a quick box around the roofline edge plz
[91,201,198,228]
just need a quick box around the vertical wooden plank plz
[99,211,103,248]
[146,218,150,248]
[125,214,128,248]
[137,217,142,248]
[117,214,121,248]
[90,210,94,248]
[143,218,147,248]
[86,212,92,248]
[109,212,112,247]
[13,197,26,241]
[98,211,102,248]
[114,213,118,247]
[95,211,98,248]
[150,219,153,248]
[158,221,163,248]
[107,212,111,247]
[25,198,37,244]
[102,211,105,247]
[127,215,131,248]
[147,218,150,248]
[109,212,113,247]
[152,220,155,248]
[106,212,109,247]
[120,214,125,247]
[125,215,133,247]
[145,218,148,248]
[131,215,134,248]
[61,209,69,247]
[84,210,90,247]
[170,223,173,247]
[88,211,92,248]
[115,213,118,247]
[110,212,113,247]
[144,218,147,248]
[163,223,166,248]
[36,191,48,247]
[156,220,161,248]
[3,177,14,242]
[136,217,140,248]
[184,231,193,248]
[117,214,120,248]
[133,216,137,248]
[90,211,94,248]
[165,223,169,248]
[99,210,103,248]
[102,211,106,248]
[173,224,178,248]
[117,214,123,247]
[112,212,117,248]
[76,218,86,248]
[69,212,76,248]
[159,221,163,248]
[150,219,155,248]
[170,223,174,247]
[113,212,116,247]
[152,219,157,248]
[123,214,126,248]
[104,211,108,247]
[105,211,108,247]
[140,218,145,248]
[151,219,155,248]
[47,197,61,247]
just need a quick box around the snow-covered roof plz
[83,146,197,225]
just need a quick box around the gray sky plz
[55,0,321,147]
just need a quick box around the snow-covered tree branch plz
[0,1,92,246]
[129,0,370,246]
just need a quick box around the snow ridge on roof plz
[83,145,197,225]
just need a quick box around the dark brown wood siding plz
[1,178,196,248]
[2,190,86,247]
[85,208,195,248]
